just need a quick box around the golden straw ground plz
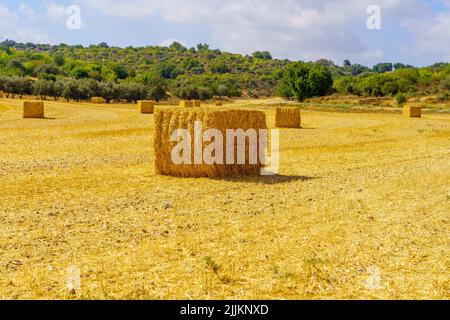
[0,98,449,300]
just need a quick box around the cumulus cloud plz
[404,11,450,61]
[3,0,449,64]
[78,0,431,63]
[44,0,69,25]
[0,4,49,43]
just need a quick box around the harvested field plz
[0,98,449,300]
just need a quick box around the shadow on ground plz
[218,174,318,185]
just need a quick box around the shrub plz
[280,62,333,101]
[395,93,407,106]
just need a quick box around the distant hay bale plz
[91,97,105,104]
[192,100,201,107]
[138,100,155,114]
[275,107,301,128]
[216,101,223,106]
[154,107,267,178]
[23,101,44,119]
[403,105,421,118]
[0,91,3,98]
[179,100,194,108]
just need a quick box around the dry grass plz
[91,97,106,104]
[154,108,267,177]
[138,100,155,114]
[275,107,301,128]
[0,97,449,300]
[23,101,44,118]
[404,105,422,118]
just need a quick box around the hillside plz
[0,40,288,98]
[1,40,450,105]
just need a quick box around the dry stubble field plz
[0,98,449,300]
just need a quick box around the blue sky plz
[1,0,449,67]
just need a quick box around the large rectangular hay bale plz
[138,100,155,114]
[154,108,268,177]
[403,105,421,118]
[0,91,3,98]
[23,101,44,118]
[179,100,194,108]
[192,100,201,107]
[91,97,105,104]
[275,107,301,128]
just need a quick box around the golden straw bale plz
[91,97,106,104]
[216,101,223,106]
[275,107,301,128]
[403,105,422,118]
[192,100,201,107]
[0,91,3,98]
[23,101,44,118]
[138,100,155,114]
[154,107,267,178]
[179,100,194,108]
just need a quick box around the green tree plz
[280,62,333,101]
[253,51,272,60]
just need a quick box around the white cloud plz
[78,0,430,63]
[78,0,158,18]
[404,11,450,61]
[19,3,38,21]
[44,0,68,25]
[0,4,49,43]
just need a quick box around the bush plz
[440,76,450,91]
[279,62,333,101]
[395,93,407,106]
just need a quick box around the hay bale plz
[91,97,105,104]
[275,107,301,128]
[154,108,267,178]
[179,100,194,108]
[0,91,3,98]
[23,101,44,119]
[138,100,155,114]
[192,100,201,107]
[403,105,421,118]
[215,101,223,106]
